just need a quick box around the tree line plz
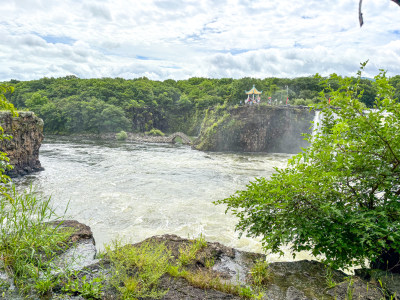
[2,74,400,135]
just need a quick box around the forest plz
[2,75,400,135]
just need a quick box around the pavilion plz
[245,85,262,104]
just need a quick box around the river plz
[14,136,313,261]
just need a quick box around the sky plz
[1,0,400,81]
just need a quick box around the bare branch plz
[360,0,400,27]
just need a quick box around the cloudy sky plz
[1,0,400,81]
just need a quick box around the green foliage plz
[0,85,17,197]
[346,277,355,300]
[0,84,17,114]
[103,235,267,299]
[61,273,103,299]
[116,130,128,141]
[249,259,270,286]
[34,271,59,295]
[0,85,77,298]
[204,256,215,268]
[0,186,72,294]
[325,268,339,288]
[293,98,314,106]
[217,66,400,270]
[100,105,130,132]
[4,73,396,136]
[145,128,165,136]
[178,234,207,266]
[194,103,232,150]
[104,240,171,299]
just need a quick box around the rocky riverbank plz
[53,131,193,145]
[1,220,398,299]
[0,111,44,177]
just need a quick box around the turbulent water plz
[14,136,313,261]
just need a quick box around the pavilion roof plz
[245,85,262,95]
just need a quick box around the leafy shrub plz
[116,130,128,141]
[62,273,103,299]
[293,98,306,106]
[145,128,165,136]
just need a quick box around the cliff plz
[194,105,315,153]
[0,111,44,177]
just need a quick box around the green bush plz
[293,98,306,106]
[116,130,128,141]
[217,65,400,270]
[145,128,165,136]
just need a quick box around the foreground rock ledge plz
[1,221,398,299]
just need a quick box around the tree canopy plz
[3,75,399,136]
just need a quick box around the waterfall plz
[311,110,322,138]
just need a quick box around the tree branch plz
[360,0,400,27]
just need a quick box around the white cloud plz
[1,0,399,81]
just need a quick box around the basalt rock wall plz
[194,105,315,153]
[0,111,44,177]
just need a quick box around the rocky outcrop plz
[67,131,193,145]
[1,227,396,299]
[49,220,98,274]
[356,268,400,299]
[194,105,314,153]
[120,131,192,145]
[0,111,44,177]
[93,234,389,300]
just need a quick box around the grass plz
[346,277,354,300]
[178,234,207,266]
[61,271,103,299]
[325,267,339,289]
[103,240,171,299]
[179,268,263,299]
[248,259,271,286]
[0,185,73,296]
[103,235,265,299]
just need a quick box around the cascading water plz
[311,110,322,138]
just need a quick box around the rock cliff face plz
[0,111,44,177]
[194,105,315,153]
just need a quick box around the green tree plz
[0,84,17,196]
[81,97,106,133]
[25,92,49,112]
[217,67,400,270]
[100,105,130,132]
[39,102,66,133]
